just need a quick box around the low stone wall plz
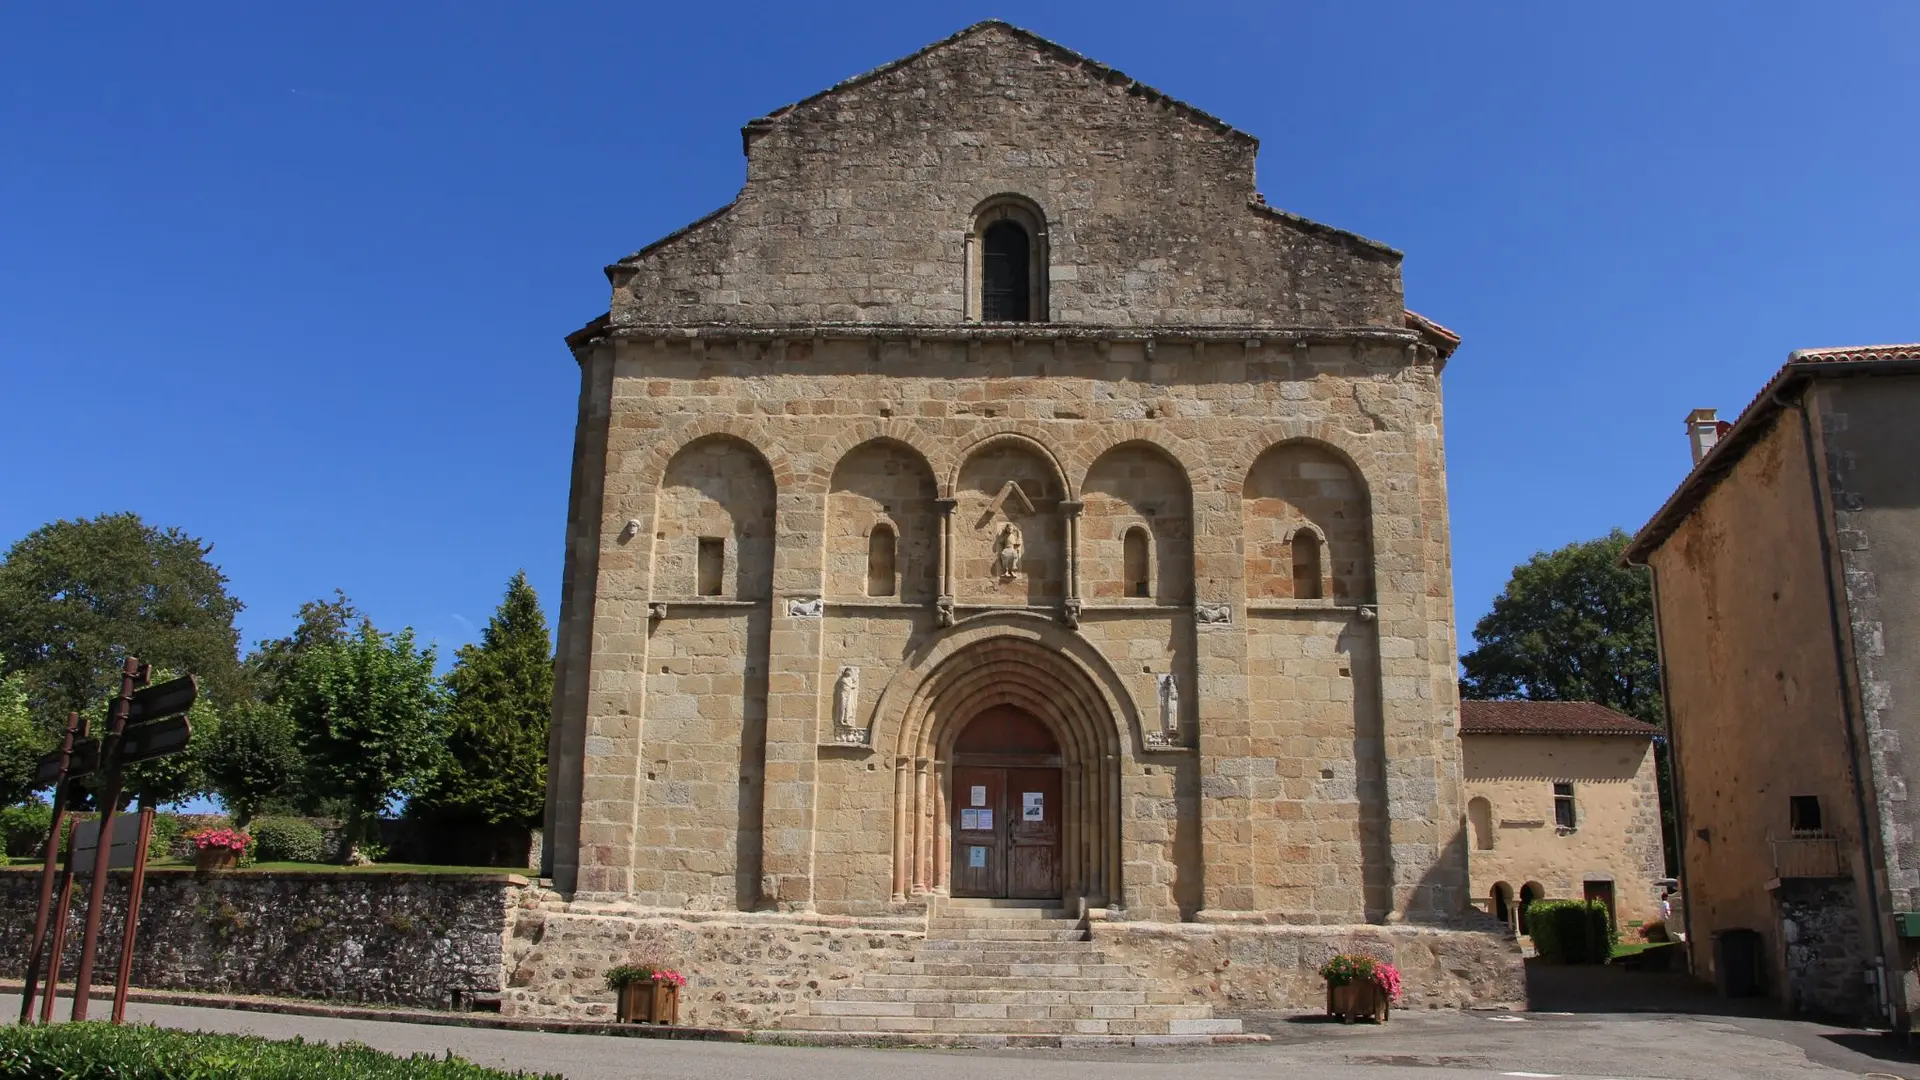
[0,869,519,1010]
[501,889,923,1027]
[1091,916,1526,1012]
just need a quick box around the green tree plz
[245,590,360,704]
[0,669,51,807]
[0,513,244,732]
[202,698,301,826]
[1460,529,1661,724]
[284,621,445,853]
[412,572,553,827]
[118,687,220,809]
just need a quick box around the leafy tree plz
[1460,529,1661,724]
[245,590,361,704]
[202,698,301,827]
[412,572,553,827]
[0,669,51,807]
[284,622,445,852]
[118,689,220,809]
[0,513,244,732]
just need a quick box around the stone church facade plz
[515,23,1518,1027]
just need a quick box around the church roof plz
[741,21,1257,151]
[1459,700,1656,738]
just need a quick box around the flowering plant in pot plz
[606,962,686,1024]
[1319,953,1402,1023]
[186,827,251,872]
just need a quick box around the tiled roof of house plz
[1458,700,1657,737]
[1623,344,1920,563]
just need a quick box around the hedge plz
[252,816,327,862]
[1527,898,1619,964]
[0,1023,563,1080]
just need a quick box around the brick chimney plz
[1686,408,1722,465]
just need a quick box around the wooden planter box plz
[1326,978,1390,1023]
[616,980,680,1025]
[194,847,239,872]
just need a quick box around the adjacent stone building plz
[1459,701,1667,933]
[1625,343,1920,1024]
[520,22,1519,1032]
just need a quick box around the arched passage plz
[892,633,1124,906]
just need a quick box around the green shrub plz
[253,816,326,863]
[0,1022,563,1079]
[1527,899,1619,964]
[146,812,185,861]
[0,801,53,858]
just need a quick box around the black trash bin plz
[1713,928,1763,997]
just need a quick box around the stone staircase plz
[776,899,1263,1046]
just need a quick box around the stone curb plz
[1,984,1269,1047]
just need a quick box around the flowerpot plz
[1326,979,1390,1023]
[616,979,680,1025]
[194,847,239,872]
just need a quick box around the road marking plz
[1501,1074,1562,1078]
[1485,1014,1529,1022]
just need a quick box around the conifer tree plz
[413,572,553,827]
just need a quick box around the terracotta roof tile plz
[1458,700,1657,737]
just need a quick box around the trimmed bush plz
[1527,898,1619,964]
[0,801,52,858]
[146,812,185,861]
[253,816,326,863]
[0,1022,563,1079]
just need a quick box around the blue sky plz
[2,2,1915,663]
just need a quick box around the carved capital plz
[648,603,669,622]
[1061,598,1082,630]
[1057,500,1084,518]
[935,596,956,627]
[933,498,958,517]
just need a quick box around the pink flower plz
[1372,961,1404,1003]
[188,827,251,853]
[653,969,688,989]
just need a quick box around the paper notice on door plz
[968,845,987,868]
[961,809,979,830]
[975,809,992,830]
[970,785,987,806]
[1023,792,1044,821]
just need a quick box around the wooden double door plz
[951,764,1062,899]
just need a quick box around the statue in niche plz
[1156,673,1179,736]
[994,522,1024,580]
[834,666,860,732]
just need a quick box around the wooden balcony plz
[1772,834,1850,881]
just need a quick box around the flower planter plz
[1326,978,1390,1023]
[194,847,239,872]
[616,979,680,1025]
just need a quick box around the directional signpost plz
[18,658,198,1026]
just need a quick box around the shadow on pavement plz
[1522,957,1779,1017]
[1817,1031,1920,1077]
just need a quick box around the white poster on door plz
[968,845,987,868]
[1022,792,1044,821]
[975,809,992,830]
[970,785,987,806]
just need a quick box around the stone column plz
[892,757,911,901]
[1193,484,1254,914]
[1060,500,1083,624]
[913,757,933,894]
[759,485,827,910]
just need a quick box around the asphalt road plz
[5,995,1919,1080]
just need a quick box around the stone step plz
[821,986,1170,1006]
[780,1015,1244,1036]
[805,999,1219,1021]
[924,926,1088,941]
[893,961,1135,978]
[857,973,1151,991]
[916,939,1101,955]
[927,911,1076,924]
[938,898,1065,911]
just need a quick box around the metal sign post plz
[17,711,83,1024]
[17,656,197,1026]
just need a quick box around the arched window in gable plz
[969,196,1048,324]
[867,523,897,598]
[1123,526,1151,598]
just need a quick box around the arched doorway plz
[1519,881,1544,935]
[950,707,1062,899]
[1491,882,1514,927]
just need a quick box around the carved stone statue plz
[834,666,859,731]
[994,522,1024,580]
[1156,673,1179,736]
[786,597,825,619]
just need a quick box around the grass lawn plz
[1611,939,1674,958]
